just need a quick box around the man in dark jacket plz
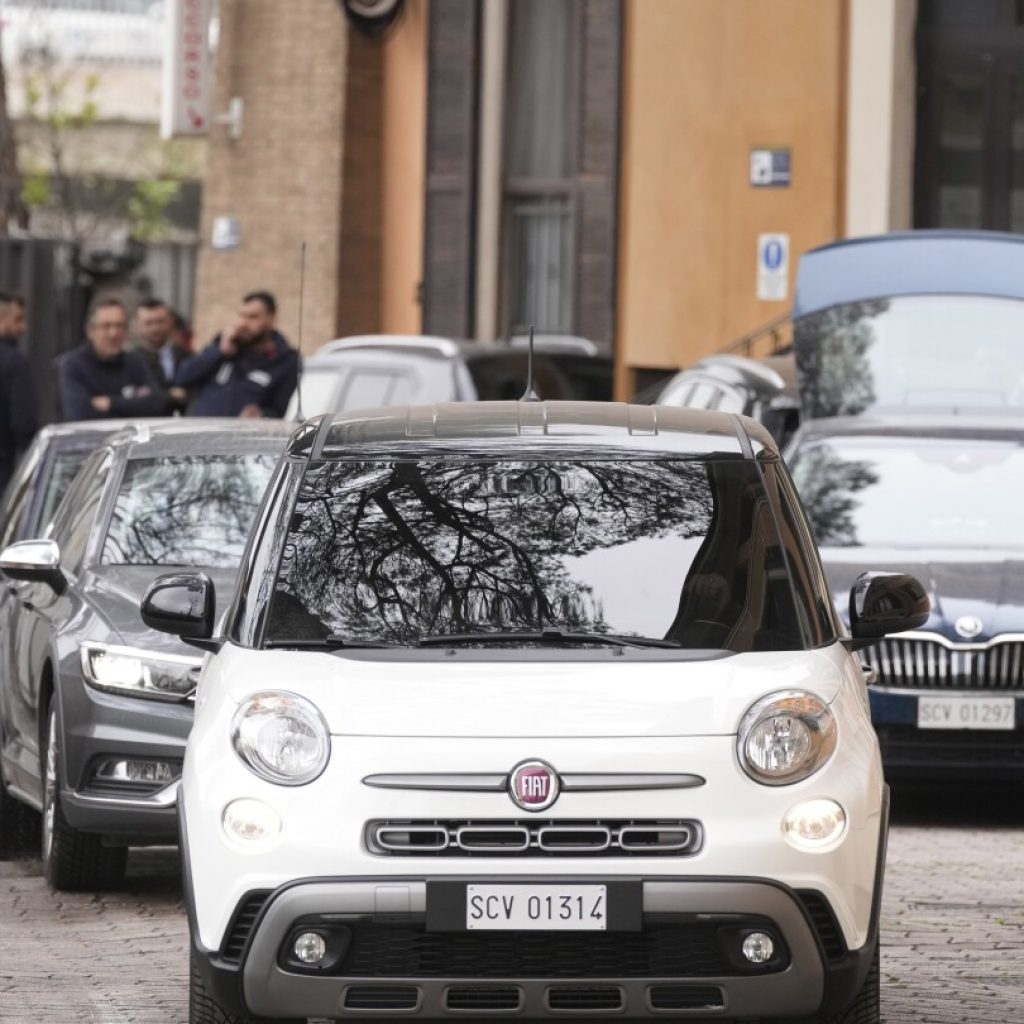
[175,291,297,418]
[0,291,38,495]
[58,298,167,421]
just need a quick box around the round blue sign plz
[763,240,784,271]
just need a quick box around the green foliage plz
[21,169,51,209]
[128,177,182,242]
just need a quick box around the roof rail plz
[318,335,461,358]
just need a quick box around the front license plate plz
[917,695,1015,730]
[466,884,607,931]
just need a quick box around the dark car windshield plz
[264,457,814,652]
[101,454,277,567]
[789,437,1024,550]
[794,295,1024,418]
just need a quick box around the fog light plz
[96,759,178,784]
[783,798,846,850]
[222,798,282,849]
[742,931,775,964]
[294,931,327,964]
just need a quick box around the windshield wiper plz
[415,629,681,649]
[263,636,395,649]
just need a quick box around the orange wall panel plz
[617,0,846,383]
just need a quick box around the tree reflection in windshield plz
[795,300,885,419]
[789,445,878,547]
[102,455,276,567]
[266,458,811,651]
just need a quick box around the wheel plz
[806,942,880,1024]
[189,947,304,1024]
[0,763,38,859]
[829,942,880,1024]
[41,699,126,891]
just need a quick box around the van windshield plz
[264,457,813,651]
[794,294,1024,418]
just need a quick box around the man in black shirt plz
[58,298,167,421]
[0,291,38,495]
[175,291,297,418]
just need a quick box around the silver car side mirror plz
[0,539,67,594]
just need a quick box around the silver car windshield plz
[101,455,277,567]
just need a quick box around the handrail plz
[720,312,792,358]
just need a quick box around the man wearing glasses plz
[58,298,167,421]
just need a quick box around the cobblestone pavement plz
[0,787,1022,1022]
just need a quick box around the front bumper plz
[870,690,1024,780]
[58,680,191,842]
[190,876,874,1020]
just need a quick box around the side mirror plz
[141,572,215,640]
[849,571,929,645]
[0,539,66,594]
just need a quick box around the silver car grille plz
[365,820,702,857]
[870,634,1024,691]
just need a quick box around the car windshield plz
[264,457,812,651]
[101,454,277,567]
[789,437,1024,550]
[793,295,1024,418]
[39,449,92,531]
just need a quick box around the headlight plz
[231,691,330,786]
[737,690,837,785]
[80,642,201,701]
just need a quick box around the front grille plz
[366,819,701,857]
[336,922,742,978]
[343,985,419,1011]
[445,985,522,1012]
[647,985,725,1011]
[796,891,846,963]
[869,636,1024,691]
[546,985,623,1012]
[221,891,272,962]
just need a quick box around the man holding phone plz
[175,290,298,418]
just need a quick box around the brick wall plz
[192,0,350,352]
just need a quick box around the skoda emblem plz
[509,760,560,812]
[955,615,983,640]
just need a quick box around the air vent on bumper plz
[366,819,701,857]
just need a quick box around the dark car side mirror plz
[141,572,220,651]
[846,571,930,650]
[0,539,67,594]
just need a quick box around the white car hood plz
[208,644,850,738]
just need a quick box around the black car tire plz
[828,943,880,1024]
[0,766,38,859]
[42,699,126,891]
[189,948,303,1024]
[789,942,880,1024]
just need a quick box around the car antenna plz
[520,324,541,402]
[294,241,306,422]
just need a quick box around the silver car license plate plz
[466,884,607,930]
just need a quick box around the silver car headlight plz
[80,642,201,702]
[737,690,837,785]
[231,691,331,786]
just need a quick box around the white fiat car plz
[142,402,928,1024]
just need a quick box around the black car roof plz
[793,412,1024,446]
[290,401,776,460]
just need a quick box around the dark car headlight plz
[80,642,201,701]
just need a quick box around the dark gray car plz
[0,419,292,890]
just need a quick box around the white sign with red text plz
[161,0,213,138]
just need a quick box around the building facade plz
[193,0,1014,396]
